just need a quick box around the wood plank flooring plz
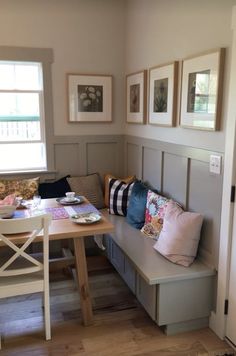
[0,266,234,356]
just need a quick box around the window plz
[187,70,216,114]
[0,61,47,172]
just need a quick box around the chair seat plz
[0,254,44,297]
[0,271,44,298]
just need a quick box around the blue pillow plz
[126,181,153,229]
[38,175,71,199]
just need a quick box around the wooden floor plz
[0,266,234,356]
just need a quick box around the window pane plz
[0,93,40,118]
[0,143,46,171]
[0,64,15,89]
[0,62,42,90]
[0,121,40,141]
[15,63,42,90]
[0,58,47,174]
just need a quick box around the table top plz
[0,198,114,245]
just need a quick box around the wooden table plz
[1,198,114,326]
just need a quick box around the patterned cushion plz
[109,178,135,216]
[104,173,136,207]
[0,177,39,200]
[141,190,169,239]
[153,200,203,267]
[67,173,105,209]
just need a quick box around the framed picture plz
[126,70,147,124]
[148,62,178,126]
[67,73,112,122]
[180,48,225,130]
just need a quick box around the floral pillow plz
[141,190,169,239]
[0,178,39,200]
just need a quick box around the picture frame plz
[148,62,178,126]
[180,48,225,130]
[67,73,112,122]
[126,70,147,124]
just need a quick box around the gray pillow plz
[67,173,105,209]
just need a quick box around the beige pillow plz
[0,177,39,200]
[104,173,136,207]
[153,200,203,267]
[67,173,104,209]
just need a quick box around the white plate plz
[70,213,101,224]
[57,196,83,205]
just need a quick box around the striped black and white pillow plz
[109,178,135,216]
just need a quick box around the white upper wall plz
[124,0,236,151]
[0,0,125,136]
[0,0,235,151]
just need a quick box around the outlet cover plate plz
[210,154,221,174]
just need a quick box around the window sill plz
[0,169,57,177]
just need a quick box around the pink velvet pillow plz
[153,200,203,267]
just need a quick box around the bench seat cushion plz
[102,209,214,285]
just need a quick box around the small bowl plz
[0,205,17,218]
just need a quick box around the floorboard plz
[0,267,234,356]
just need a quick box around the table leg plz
[73,237,93,326]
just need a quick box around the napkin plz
[0,194,17,206]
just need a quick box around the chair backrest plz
[0,214,51,277]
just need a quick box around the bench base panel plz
[163,317,209,336]
[104,233,214,335]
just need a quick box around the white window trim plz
[0,46,55,174]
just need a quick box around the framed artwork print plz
[180,48,225,130]
[126,70,147,124]
[67,73,112,122]
[148,62,178,126]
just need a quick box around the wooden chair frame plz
[0,214,52,348]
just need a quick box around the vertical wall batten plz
[185,158,191,211]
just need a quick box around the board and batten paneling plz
[162,153,188,208]
[87,142,121,179]
[52,135,124,182]
[54,143,80,177]
[124,135,223,270]
[188,160,222,267]
[142,147,162,192]
[126,143,142,178]
[1,133,222,272]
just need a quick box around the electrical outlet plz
[209,155,221,174]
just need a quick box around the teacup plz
[65,192,76,201]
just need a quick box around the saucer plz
[70,212,101,224]
[56,196,84,205]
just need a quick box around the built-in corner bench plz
[101,209,215,335]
